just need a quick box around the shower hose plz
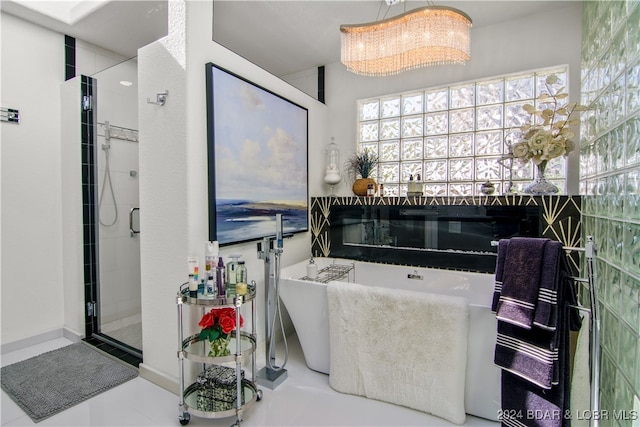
[98,143,118,227]
[267,251,288,371]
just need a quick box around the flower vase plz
[208,335,231,357]
[524,161,559,195]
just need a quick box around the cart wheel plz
[179,412,190,425]
[256,389,263,401]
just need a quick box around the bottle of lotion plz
[205,241,218,280]
[236,260,248,296]
[216,257,226,297]
[205,241,218,297]
[187,256,198,297]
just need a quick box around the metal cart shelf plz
[176,283,261,426]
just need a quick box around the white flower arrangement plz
[511,74,588,166]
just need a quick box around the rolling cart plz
[176,283,262,426]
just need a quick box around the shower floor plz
[101,314,142,351]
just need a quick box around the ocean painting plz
[206,63,309,245]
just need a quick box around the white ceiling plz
[1,1,168,60]
[2,0,579,77]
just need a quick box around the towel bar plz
[557,237,600,427]
[570,277,589,283]
[490,240,586,253]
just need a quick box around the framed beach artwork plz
[205,63,309,245]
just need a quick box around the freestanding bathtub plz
[279,258,500,422]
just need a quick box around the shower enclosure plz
[91,58,142,356]
[96,121,141,350]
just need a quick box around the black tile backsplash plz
[311,196,581,274]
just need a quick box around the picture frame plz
[205,63,309,245]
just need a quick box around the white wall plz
[1,13,66,345]
[76,39,129,77]
[61,77,85,339]
[281,67,319,101]
[316,3,583,197]
[1,12,142,348]
[137,0,328,389]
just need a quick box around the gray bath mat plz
[1,342,138,422]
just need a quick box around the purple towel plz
[491,239,509,312]
[495,321,559,389]
[494,244,574,389]
[500,371,567,427]
[497,269,582,427]
[533,241,563,330]
[496,238,549,329]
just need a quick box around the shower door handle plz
[129,207,140,237]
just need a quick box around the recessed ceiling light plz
[120,81,133,87]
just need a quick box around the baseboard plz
[63,327,83,343]
[139,362,179,396]
[1,327,83,354]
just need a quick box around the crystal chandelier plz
[340,5,472,77]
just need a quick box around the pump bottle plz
[306,256,318,279]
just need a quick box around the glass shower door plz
[93,58,142,353]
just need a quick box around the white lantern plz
[323,137,342,194]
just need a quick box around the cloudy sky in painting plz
[211,66,307,202]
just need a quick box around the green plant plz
[345,150,378,181]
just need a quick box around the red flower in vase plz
[198,307,244,342]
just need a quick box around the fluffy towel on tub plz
[327,281,469,425]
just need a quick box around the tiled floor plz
[1,333,498,427]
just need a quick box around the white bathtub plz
[279,258,500,421]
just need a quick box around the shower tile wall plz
[580,1,640,422]
[81,75,98,338]
[97,125,140,326]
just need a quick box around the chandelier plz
[340,5,472,77]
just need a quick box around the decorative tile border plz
[310,195,582,273]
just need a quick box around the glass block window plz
[357,66,570,196]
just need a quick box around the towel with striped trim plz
[496,280,581,427]
[494,321,559,389]
[532,241,565,331]
[491,239,564,330]
[491,238,567,388]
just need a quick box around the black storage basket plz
[196,365,245,408]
